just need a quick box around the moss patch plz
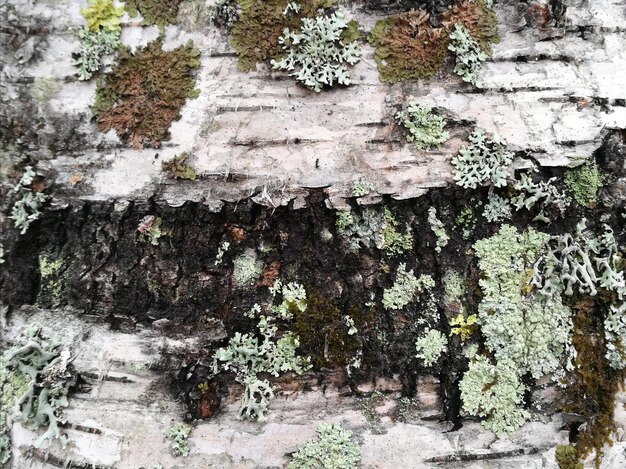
[564,161,605,208]
[93,39,200,148]
[125,0,184,28]
[368,0,498,83]
[562,299,625,468]
[230,0,336,72]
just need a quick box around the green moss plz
[230,0,336,72]
[38,253,67,306]
[161,152,196,180]
[93,38,200,148]
[126,0,183,29]
[564,161,605,208]
[0,356,30,465]
[562,301,625,468]
[81,0,125,32]
[556,444,583,469]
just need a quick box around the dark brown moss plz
[368,10,449,83]
[230,0,336,72]
[368,0,499,83]
[293,292,374,369]
[92,38,200,149]
[125,0,184,28]
[561,298,625,468]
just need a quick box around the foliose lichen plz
[80,0,124,32]
[212,281,311,420]
[287,422,361,469]
[427,207,449,253]
[451,127,513,189]
[161,152,196,180]
[73,27,120,81]
[10,166,48,235]
[351,178,376,197]
[415,329,447,367]
[448,23,487,86]
[382,263,435,310]
[271,11,362,92]
[167,422,191,457]
[395,103,449,151]
[511,172,568,223]
[482,193,512,222]
[232,249,263,287]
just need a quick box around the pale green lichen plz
[427,207,449,253]
[73,28,120,81]
[215,241,230,266]
[271,11,362,92]
[335,207,412,256]
[382,263,434,310]
[448,23,488,87]
[451,128,513,189]
[287,422,361,469]
[213,282,311,420]
[395,103,449,151]
[167,423,191,457]
[443,271,464,304]
[511,172,568,223]
[10,166,48,235]
[233,249,263,287]
[352,178,376,197]
[459,355,530,436]
[1,326,74,459]
[474,225,572,379]
[38,254,66,305]
[415,329,447,367]
[482,194,512,222]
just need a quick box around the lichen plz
[271,11,361,92]
[125,0,184,29]
[212,282,311,420]
[93,38,200,148]
[137,215,164,245]
[449,313,477,341]
[415,329,447,367]
[448,23,487,86]
[352,178,376,197]
[395,103,449,151]
[451,127,513,189]
[511,172,568,223]
[233,249,263,287]
[482,193,512,222]
[207,0,239,30]
[382,263,435,311]
[230,0,336,72]
[167,422,191,457]
[10,166,48,235]
[287,423,361,469]
[38,254,66,306]
[381,207,413,255]
[161,152,196,180]
[564,161,605,208]
[427,207,449,253]
[73,28,120,81]
[459,355,530,436]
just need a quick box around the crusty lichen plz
[382,263,434,310]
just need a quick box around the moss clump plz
[441,0,499,55]
[561,301,625,468]
[368,10,449,83]
[564,161,605,208]
[368,0,498,83]
[230,0,336,72]
[125,0,184,29]
[93,39,200,148]
[292,293,369,369]
[555,444,583,469]
[162,152,196,180]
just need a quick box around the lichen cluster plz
[287,423,361,469]
[10,166,48,235]
[1,327,75,464]
[125,0,184,29]
[271,11,362,92]
[212,281,311,420]
[395,103,450,151]
[92,38,200,148]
